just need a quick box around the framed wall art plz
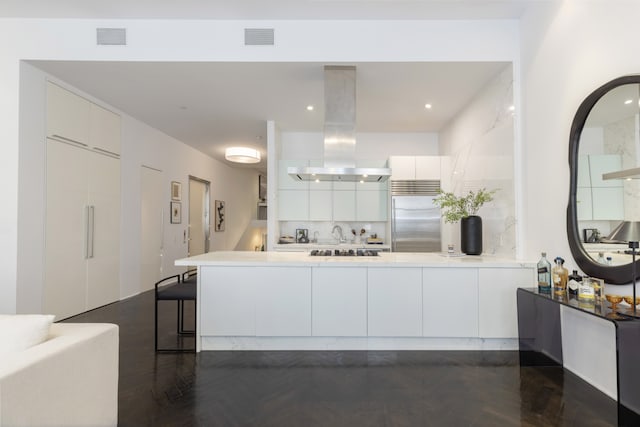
[170,201,182,224]
[215,200,225,232]
[171,181,182,201]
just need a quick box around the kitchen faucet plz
[332,225,346,243]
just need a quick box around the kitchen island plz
[175,251,535,352]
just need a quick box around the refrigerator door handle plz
[391,198,397,252]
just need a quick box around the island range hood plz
[288,65,392,182]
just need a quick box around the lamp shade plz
[606,221,640,242]
[225,147,261,164]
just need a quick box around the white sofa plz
[0,322,119,427]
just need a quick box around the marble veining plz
[439,64,515,257]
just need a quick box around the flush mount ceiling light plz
[225,147,261,164]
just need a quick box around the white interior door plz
[189,178,210,257]
[140,166,163,291]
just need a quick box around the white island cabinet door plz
[478,267,536,338]
[312,267,367,336]
[423,268,478,337]
[255,267,312,336]
[368,268,422,337]
[200,267,257,336]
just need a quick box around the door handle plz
[86,205,95,259]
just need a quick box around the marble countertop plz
[176,251,535,268]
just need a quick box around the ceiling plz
[16,0,525,168]
[32,61,510,167]
[2,0,547,20]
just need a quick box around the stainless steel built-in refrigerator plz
[391,181,441,252]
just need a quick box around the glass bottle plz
[568,270,581,296]
[537,252,552,293]
[597,252,606,264]
[578,276,596,301]
[552,257,569,296]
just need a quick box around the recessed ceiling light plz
[225,147,261,164]
[362,174,368,178]
[508,105,515,111]
[625,99,633,105]
[315,179,320,183]
[359,180,364,184]
[306,105,314,111]
[424,103,432,110]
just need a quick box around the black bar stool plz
[154,272,197,353]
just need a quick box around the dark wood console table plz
[517,288,640,426]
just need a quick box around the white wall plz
[520,1,640,282]
[16,62,258,312]
[1,18,518,313]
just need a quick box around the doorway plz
[140,165,163,291]
[188,177,210,256]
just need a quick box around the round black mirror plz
[568,75,640,284]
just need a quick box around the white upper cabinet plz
[90,103,121,155]
[589,154,622,188]
[47,82,91,146]
[279,160,310,190]
[389,156,441,180]
[415,156,441,180]
[388,156,416,180]
[47,82,121,155]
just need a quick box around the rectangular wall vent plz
[96,28,127,46]
[244,28,274,46]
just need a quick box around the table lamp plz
[607,221,640,314]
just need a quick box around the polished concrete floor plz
[64,289,618,426]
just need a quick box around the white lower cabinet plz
[423,268,479,337]
[255,268,312,336]
[200,267,257,336]
[200,266,312,337]
[368,268,422,336]
[478,268,535,338]
[312,267,367,336]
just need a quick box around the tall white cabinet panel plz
[478,268,535,338]
[423,268,478,337]
[200,267,257,336]
[44,139,121,319]
[46,82,90,146]
[312,267,367,336]
[368,268,422,337]
[85,152,121,310]
[45,140,90,319]
[255,267,312,336]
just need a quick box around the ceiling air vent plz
[96,28,127,46]
[244,28,274,46]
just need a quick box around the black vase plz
[461,215,482,255]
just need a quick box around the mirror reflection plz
[578,83,640,266]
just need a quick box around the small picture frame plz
[171,181,182,201]
[296,228,309,243]
[215,200,225,232]
[170,201,181,224]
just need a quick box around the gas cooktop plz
[310,249,381,257]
